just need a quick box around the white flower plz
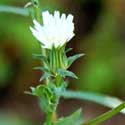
[30,10,75,49]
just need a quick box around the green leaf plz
[32,54,45,59]
[30,85,44,96]
[25,85,45,97]
[65,48,73,53]
[61,90,125,114]
[29,85,52,99]
[0,5,29,16]
[84,102,125,125]
[39,72,52,82]
[32,54,49,67]
[33,66,53,82]
[30,87,36,93]
[33,66,49,72]
[29,84,56,113]
[67,53,84,67]
[57,69,78,79]
[24,87,36,95]
[54,81,67,98]
[55,109,83,125]
[32,54,48,61]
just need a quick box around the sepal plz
[65,48,73,53]
[39,72,53,82]
[32,54,48,64]
[67,53,85,68]
[57,69,78,79]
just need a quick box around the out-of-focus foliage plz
[0,112,31,125]
[78,11,120,94]
[0,53,12,86]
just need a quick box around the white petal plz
[30,27,45,45]
[30,10,75,49]
[66,14,74,22]
[54,11,60,21]
[67,33,75,41]
[32,19,42,32]
[42,11,51,26]
[61,13,66,21]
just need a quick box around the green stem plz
[46,111,58,125]
[46,112,53,125]
[83,102,125,125]
[56,74,62,86]
[34,6,41,23]
[56,48,59,69]
[59,48,63,68]
[52,111,58,122]
[53,48,56,73]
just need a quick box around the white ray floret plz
[30,10,75,49]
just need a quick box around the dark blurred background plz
[0,0,125,125]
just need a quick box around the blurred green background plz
[0,0,125,125]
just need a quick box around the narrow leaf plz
[24,91,32,95]
[57,69,78,79]
[32,54,49,65]
[66,48,73,53]
[84,102,125,125]
[32,54,47,60]
[33,66,49,72]
[0,5,29,16]
[55,109,83,125]
[30,87,36,93]
[68,53,85,67]
[39,73,52,82]
[61,90,125,114]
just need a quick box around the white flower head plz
[30,10,75,49]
